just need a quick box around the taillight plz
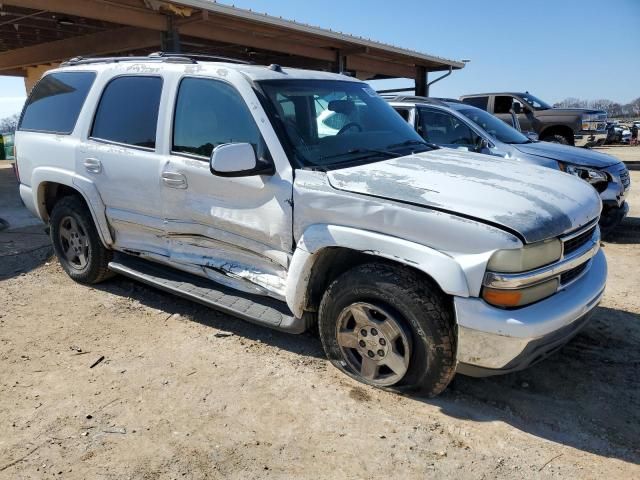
[13,146,20,182]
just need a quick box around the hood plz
[537,108,606,116]
[327,149,601,244]
[512,141,620,168]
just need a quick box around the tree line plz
[553,97,640,119]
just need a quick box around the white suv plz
[15,54,607,396]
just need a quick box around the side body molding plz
[285,224,471,318]
[30,166,114,246]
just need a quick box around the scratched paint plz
[327,149,601,243]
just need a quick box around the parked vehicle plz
[15,54,607,396]
[386,96,630,232]
[460,92,608,147]
[605,122,632,144]
[0,132,12,160]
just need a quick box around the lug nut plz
[359,340,366,348]
[360,329,367,337]
[367,350,375,358]
[370,328,378,336]
[379,338,386,346]
[377,350,385,357]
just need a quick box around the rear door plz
[78,74,167,254]
[160,75,293,299]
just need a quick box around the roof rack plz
[62,51,253,67]
[379,94,449,106]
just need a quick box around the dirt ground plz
[0,151,639,479]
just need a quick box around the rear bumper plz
[574,131,607,147]
[455,249,607,376]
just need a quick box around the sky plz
[1,0,639,119]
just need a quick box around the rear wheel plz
[50,195,113,284]
[318,263,456,397]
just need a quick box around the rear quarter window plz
[19,71,96,134]
[461,96,489,111]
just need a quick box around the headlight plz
[558,162,608,185]
[487,238,562,273]
[581,113,602,131]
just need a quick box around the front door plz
[416,107,480,151]
[78,75,166,255]
[161,76,293,299]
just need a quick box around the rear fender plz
[31,166,113,246]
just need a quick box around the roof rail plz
[62,51,253,67]
[149,52,253,65]
[379,94,448,106]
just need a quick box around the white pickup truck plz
[15,54,606,396]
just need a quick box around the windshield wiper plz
[387,139,439,150]
[321,147,402,162]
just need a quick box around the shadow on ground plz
[603,216,640,244]
[95,275,640,465]
[0,225,52,279]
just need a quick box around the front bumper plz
[574,131,607,147]
[455,249,607,376]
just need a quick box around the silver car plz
[386,96,630,232]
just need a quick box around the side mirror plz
[511,103,522,114]
[525,131,539,141]
[209,143,274,177]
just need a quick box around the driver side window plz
[418,108,478,147]
[172,77,265,159]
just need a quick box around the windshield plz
[458,107,530,144]
[520,92,551,110]
[258,80,431,168]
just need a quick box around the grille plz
[560,261,589,285]
[563,226,596,256]
[619,165,630,190]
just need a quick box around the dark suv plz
[460,92,607,147]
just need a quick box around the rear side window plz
[91,76,162,149]
[19,72,96,134]
[461,96,489,110]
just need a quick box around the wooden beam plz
[0,0,166,30]
[179,21,336,62]
[346,55,416,79]
[0,67,26,76]
[0,26,160,70]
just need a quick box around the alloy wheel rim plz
[58,216,89,270]
[336,302,411,386]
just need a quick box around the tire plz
[318,262,456,397]
[542,134,570,145]
[50,195,113,284]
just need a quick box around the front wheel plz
[318,263,457,397]
[50,195,113,284]
[542,133,570,145]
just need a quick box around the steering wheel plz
[337,122,363,135]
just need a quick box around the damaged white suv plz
[16,54,607,396]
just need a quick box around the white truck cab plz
[15,54,607,396]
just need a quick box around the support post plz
[415,65,427,97]
[162,16,181,52]
[334,49,346,73]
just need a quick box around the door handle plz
[84,158,102,174]
[161,171,188,189]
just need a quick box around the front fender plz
[285,224,470,318]
[31,166,113,246]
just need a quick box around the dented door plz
[161,77,293,300]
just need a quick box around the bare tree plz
[0,113,19,133]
